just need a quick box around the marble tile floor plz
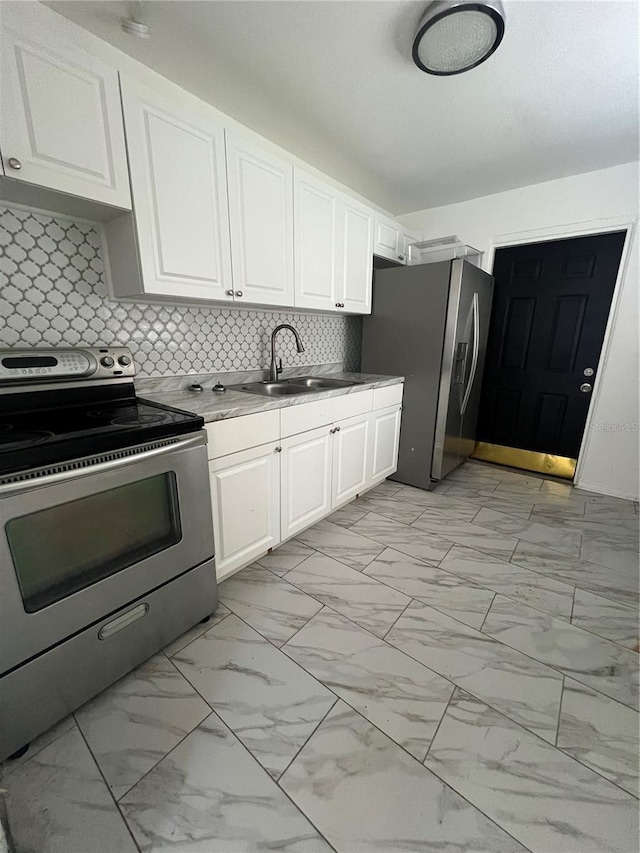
[1,461,638,853]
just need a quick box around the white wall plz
[399,163,640,501]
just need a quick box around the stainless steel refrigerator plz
[362,259,494,490]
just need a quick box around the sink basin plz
[284,376,362,390]
[235,376,362,397]
[237,381,315,397]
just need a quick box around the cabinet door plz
[0,11,130,208]
[369,405,402,484]
[374,215,402,262]
[338,196,373,314]
[331,413,370,507]
[209,442,280,581]
[294,168,340,311]
[281,426,332,539]
[119,76,232,302]
[400,231,421,264]
[227,132,294,307]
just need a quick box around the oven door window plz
[6,473,182,612]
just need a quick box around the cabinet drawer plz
[373,383,403,410]
[281,389,372,437]
[205,410,280,459]
[333,389,373,422]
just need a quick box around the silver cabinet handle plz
[226,289,235,296]
[236,290,243,297]
[580,383,592,393]
[7,157,22,170]
[335,426,340,432]
[275,446,282,453]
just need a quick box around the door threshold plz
[471,442,576,479]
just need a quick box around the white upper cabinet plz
[401,230,421,264]
[226,132,294,307]
[374,214,420,265]
[294,168,340,311]
[294,169,373,314]
[118,75,232,302]
[338,196,373,314]
[0,6,130,209]
[374,214,403,262]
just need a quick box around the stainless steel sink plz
[235,376,362,397]
[236,381,315,397]
[284,376,362,390]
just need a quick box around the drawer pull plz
[98,603,149,639]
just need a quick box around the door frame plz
[484,217,636,485]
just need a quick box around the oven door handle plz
[0,432,206,497]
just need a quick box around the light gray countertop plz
[140,372,404,424]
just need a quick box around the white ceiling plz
[46,0,639,214]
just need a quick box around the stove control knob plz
[118,355,132,367]
[100,356,115,368]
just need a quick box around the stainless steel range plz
[0,347,217,762]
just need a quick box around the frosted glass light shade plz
[413,1,505,75]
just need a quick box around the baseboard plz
[573,478,639,502]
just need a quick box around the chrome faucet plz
[269,324,305,381]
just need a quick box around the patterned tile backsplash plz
[0,206,362,377]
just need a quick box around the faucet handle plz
[276,358,283,376]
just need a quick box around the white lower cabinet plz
[281,425,332,540]
[209,441,281,580]
[369,404,402,484]
[331,413,370,506]
[206,385,403,581]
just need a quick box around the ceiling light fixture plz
[121,16,150,38]
[121,2,150,38]
[412,0,505,76]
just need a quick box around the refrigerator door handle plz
[461,292,480,416]
[452,341,468,385]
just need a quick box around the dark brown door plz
[477,231,626,458]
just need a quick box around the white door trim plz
[485,217,636,488]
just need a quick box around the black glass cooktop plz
[0,385,203,476]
